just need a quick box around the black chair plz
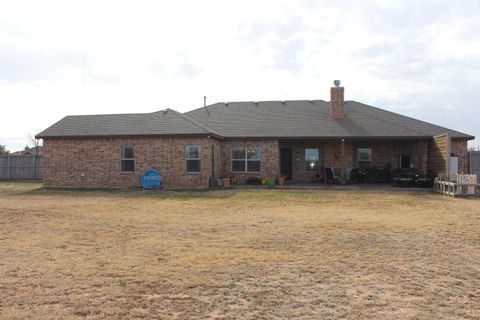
[365,166,391,183]
[415,172,433,188]
[348,168,360,184]
[394,168,416,186]
[325,168,340,184]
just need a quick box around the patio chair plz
[414,172,433,188]
[325,167,340,184]
[393,168,416,186]
[348,168,360,184]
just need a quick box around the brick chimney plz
[330,80,345,118]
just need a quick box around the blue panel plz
[141,169,162,189]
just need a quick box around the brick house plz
[37,82,474,189]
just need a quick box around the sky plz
[1,0,479,151]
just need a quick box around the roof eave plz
[37,133,224,140]
[222,135,472,140]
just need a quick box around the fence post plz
[7,154,11,180]
[469,151,472,175]
[32,155,36,180]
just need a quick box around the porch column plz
[340,139,346,178]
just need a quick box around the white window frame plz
[231,147,261,173]
[305,148,320,171]
[120,146,135,172]
[185,145,201,173]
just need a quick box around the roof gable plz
[36,109,219,138]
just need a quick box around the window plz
[358,148,372,170]
[232,147,261,172]
[120,146,134,172]
[185,145,201,172]
[305,149,319,171]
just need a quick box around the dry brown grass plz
[0,182,479,319]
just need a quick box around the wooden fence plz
[0,155,42,180]
[469,151,480,182]
[434,173,478,197]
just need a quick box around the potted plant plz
[277,176,285,186]
[266,179,275,189]
[222,177,231,187]
[260,177,267,185]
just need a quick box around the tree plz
[0,143,8,155]
[26,132,42,155]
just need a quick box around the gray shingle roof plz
[36,109,221,138]
[37,100,474,140]
[186,100,473,139]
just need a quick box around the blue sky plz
[1,0,479,151]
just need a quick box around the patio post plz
[341,139,346,178]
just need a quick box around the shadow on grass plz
[15,185,335,202]
[21,185,240,201]
[2,181,441,202]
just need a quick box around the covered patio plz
[278,138,430,184]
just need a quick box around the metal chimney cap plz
[334,80,341,87]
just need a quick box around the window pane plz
[305,149,319,161]
[121,147,134,159]
[232,147,245,160]
[186,145,200,159]
[186,159,201,172]
[358,148,372,161]
[121,159,134,172]
[232,160,246,172]
[247,147,261,160]
[247,160,261,172]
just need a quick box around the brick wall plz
[330,87,345,118]
[220,139,279,183]
[44,136,459,188]
[324,141,354,173]
[43,136,218,189]
[427,135,469,176]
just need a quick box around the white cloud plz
[0,0,479,151]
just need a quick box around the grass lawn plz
[0,182,479,319]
